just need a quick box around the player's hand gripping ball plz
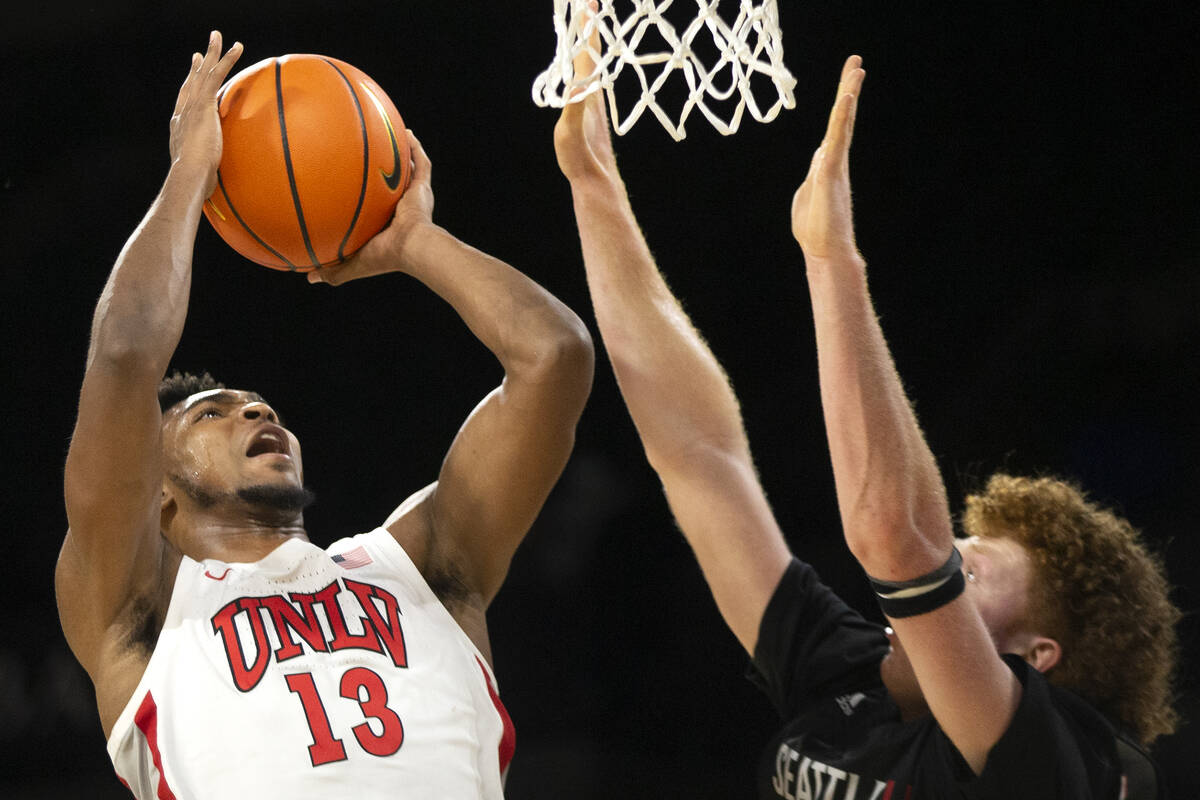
[203,54,412,271]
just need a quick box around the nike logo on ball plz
[362,82,404,191]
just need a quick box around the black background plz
[2,1,1197,797]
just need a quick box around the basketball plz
[204,54,412,271]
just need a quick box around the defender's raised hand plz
[553,2,618,184]
[169,31,243,197]
[791,56,865,263]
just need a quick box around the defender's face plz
[956,535,1035,649]
[878,536,1037,713]
[162,388,304,500]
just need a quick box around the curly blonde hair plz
[962,473,1180,746]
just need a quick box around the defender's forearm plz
[570,176,751,467]
[86,163,208,374]
[805,255,953,576]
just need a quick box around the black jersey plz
[749,558,1127,799]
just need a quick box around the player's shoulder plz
[990,655,1128,796]
[381,482,437,570]
[333,525,476,611]
[326,526,407,566]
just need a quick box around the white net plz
[532,0,797,141]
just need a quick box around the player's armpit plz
[55,524,163,680]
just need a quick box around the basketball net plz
[533,0,797,141]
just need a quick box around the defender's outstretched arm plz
[554,37,791,655]
[795,56,1019,774]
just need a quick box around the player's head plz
[157,370,313,521]
[158,370,224,414]
[963,473,1180,745]
[878,530,1058,722]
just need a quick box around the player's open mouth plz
[246,428,290,458]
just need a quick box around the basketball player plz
[57,32,593,798]
[555,48,1179,797]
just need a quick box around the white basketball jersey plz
[107,528,515,799]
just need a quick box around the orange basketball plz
[204,54,412,271]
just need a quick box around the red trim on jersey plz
[475,656,516,777]
[133,691,178,800]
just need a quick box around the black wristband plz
[867,548,966,619]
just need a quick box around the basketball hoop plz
[533,0,797,141]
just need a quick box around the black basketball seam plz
[215,169,297,270]
[320,58,370,264]
[275,59,321,270]
[212,80,296,270]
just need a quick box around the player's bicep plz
[62,358,166,632]
[429,354,590,601]
[656,446,792,655]
[55,531,112,674]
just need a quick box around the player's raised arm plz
[794,56,1020,773]
[311,132,594,607]
[553,34,791,656]
[58,33,243,675]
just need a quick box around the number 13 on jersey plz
[286,668,404,766]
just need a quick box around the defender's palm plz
[553,2,617,183]
[792,56,865,262]
[555,91,616,181]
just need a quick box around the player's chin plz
[237,483,316,514]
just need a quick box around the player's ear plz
[1023,636,1062,674]
[161,480,178,525]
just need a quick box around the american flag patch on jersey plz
[331,546,373,569]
